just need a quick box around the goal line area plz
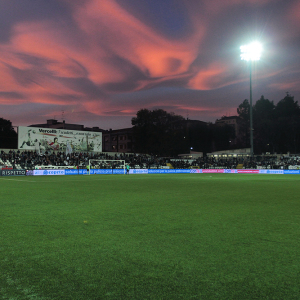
[88,159,126,175]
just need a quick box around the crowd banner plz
[18,126,102,152]
[1,169,26,176]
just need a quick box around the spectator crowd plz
[1,149,300,170]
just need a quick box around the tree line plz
[132,93,300,156]
[237,93,300,155]
[131,109,234,156]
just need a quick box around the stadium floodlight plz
[240,41,262,62]
[240,41,262,157]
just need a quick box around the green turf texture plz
[1,174,300,299]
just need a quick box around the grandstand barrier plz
[22,168,300,176]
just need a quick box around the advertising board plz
[202,169,224,173]
[130,169,148,174]
[33,170,65,176]
[19,168,300,177]
[1,169,26,176]
[283,170,300,174]
[237,169,260,174]
[18,126,102,152]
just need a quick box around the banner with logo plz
[18,126,102,152]
[33,170,65,176]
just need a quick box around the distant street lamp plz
[240,41,262,157]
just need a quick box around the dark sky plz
[0,0,299,129]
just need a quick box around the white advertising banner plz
[18,126,102,152]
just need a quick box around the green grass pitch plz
[1,174,300,299]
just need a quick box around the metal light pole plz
[240,41,262,157]
[249,61,253,157]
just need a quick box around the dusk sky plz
[1,0,300,130]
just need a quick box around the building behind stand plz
[29,119,134,153]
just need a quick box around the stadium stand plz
[1,149,300,170]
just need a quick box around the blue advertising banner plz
[175,169,190,173]
[93,169,112,174]
[113,169,125,174]
[283,170,300,174]
[258,169,284,174]
[65,169,80,175]
[148,169,167,174]
[130,169,148,174]
[33,169,65,176]
[65,169,124,175]
[148,169,190,174]
[224,169,238,173]
[148,169,162,174]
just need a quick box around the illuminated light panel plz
[240,42,262,61]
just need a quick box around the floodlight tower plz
[240,41,262,157]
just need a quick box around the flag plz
[35,141,40,155]
[66,141,72,155]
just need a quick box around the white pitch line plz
[0,178,37,182]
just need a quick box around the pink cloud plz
[289,1,300,23]
[73,0,206,79]
[268,80,300,92]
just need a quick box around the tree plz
[253,95,275,154]
[274,93,300,153]
[131,109,186,156]
[211,123,235,152]
[0,118,17,149]
[237,99,250,148]
[182,120,213,154]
